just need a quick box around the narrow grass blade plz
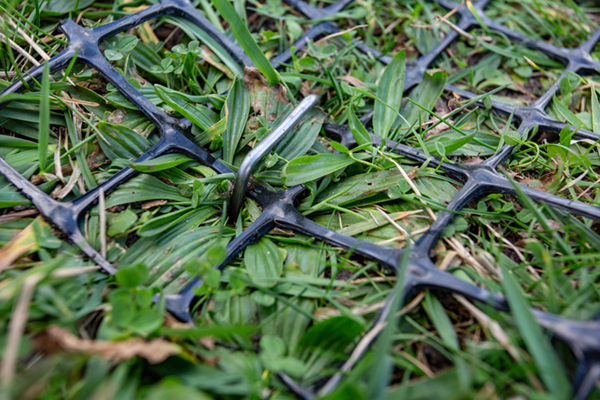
[367,245,410,399]
[553,94,585,128]
[211,0,280,85]
[155,84,217,130]
[348,107,371,146]
[38,61,50,172]
[423,291,459,351]
[130,154,192,173]
[591,86,600,135]
[500,262,571,398]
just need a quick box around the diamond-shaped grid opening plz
[503,127,600,212]
[338,0,460,61]
[245,0,311,59]
[438,191,600,317]
[484,0,600,49]
[545,71,600,123]
[99,18,241,94]
[298,168,463,249]
[435,30,567,107]
[396,91,520,163]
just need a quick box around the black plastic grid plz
[2,0,600,398]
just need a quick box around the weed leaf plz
[245,237,283,288]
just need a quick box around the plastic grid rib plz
[2,0,600,398]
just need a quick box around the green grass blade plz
[373,50,405,139]
[348,106,371,146]
[64,109,96,189]
[130,154,193,173]
[155,84,216,130]
[38,61,50,172]
[397,70,447,141]
[500,262,571,398]
[467,0,489,34]
[591,86,600,135]
[553,94,585,128]
[211,0,280,85]
[223,77,249,164]
[367,244,410,399]
[282,153,370,186]
[199,0,224,33]
[423,291,459,351]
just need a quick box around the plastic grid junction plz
[3,0,600,398]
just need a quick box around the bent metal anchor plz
[2,0,600,398]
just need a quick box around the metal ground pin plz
[229,94,319,222]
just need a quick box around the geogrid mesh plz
[2,0,600,398]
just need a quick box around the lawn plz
[1,0,600,399]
